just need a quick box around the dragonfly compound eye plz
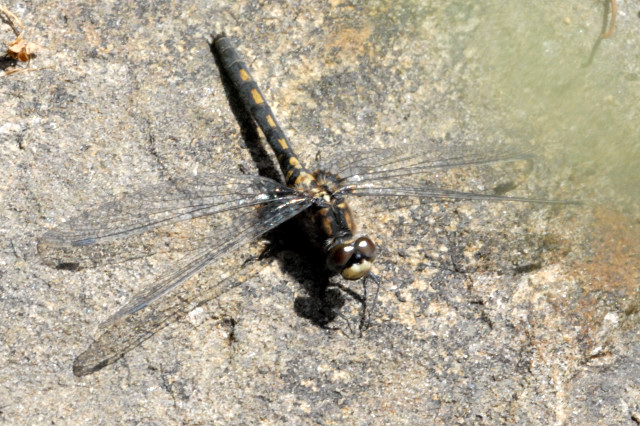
[327,237,377,280]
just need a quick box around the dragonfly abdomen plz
[213,34,315,189]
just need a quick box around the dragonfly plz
[38,33,572,376]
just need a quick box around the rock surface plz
[1,0,638,423]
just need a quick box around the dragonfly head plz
[326,236,377,280]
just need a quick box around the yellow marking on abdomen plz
[278,138,288,150]
[251,89,264,104]
[294,172,316,187]
[289,156,302,169]
[267,115,276,127]
[239,69,251,81]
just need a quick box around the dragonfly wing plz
[72,195,312,376]
[38,173,297,269]
[346,185,574,204]
[336,147,534,189]
[328,146,572,203]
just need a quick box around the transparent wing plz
[318,145,529,182]
[328,146,574,204]
[342,185,571,203]
[38,173,299,269]
[72,195,312,376]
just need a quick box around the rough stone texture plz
[1,0,639,424]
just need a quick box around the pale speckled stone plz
[1,0,639,423]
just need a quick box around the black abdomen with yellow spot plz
[213,34,315,189]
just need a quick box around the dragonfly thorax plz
[307,177,376,280]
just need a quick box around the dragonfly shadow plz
[0,55,19,71]
[255,222,348,328]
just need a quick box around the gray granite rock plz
[1,0,638,423]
